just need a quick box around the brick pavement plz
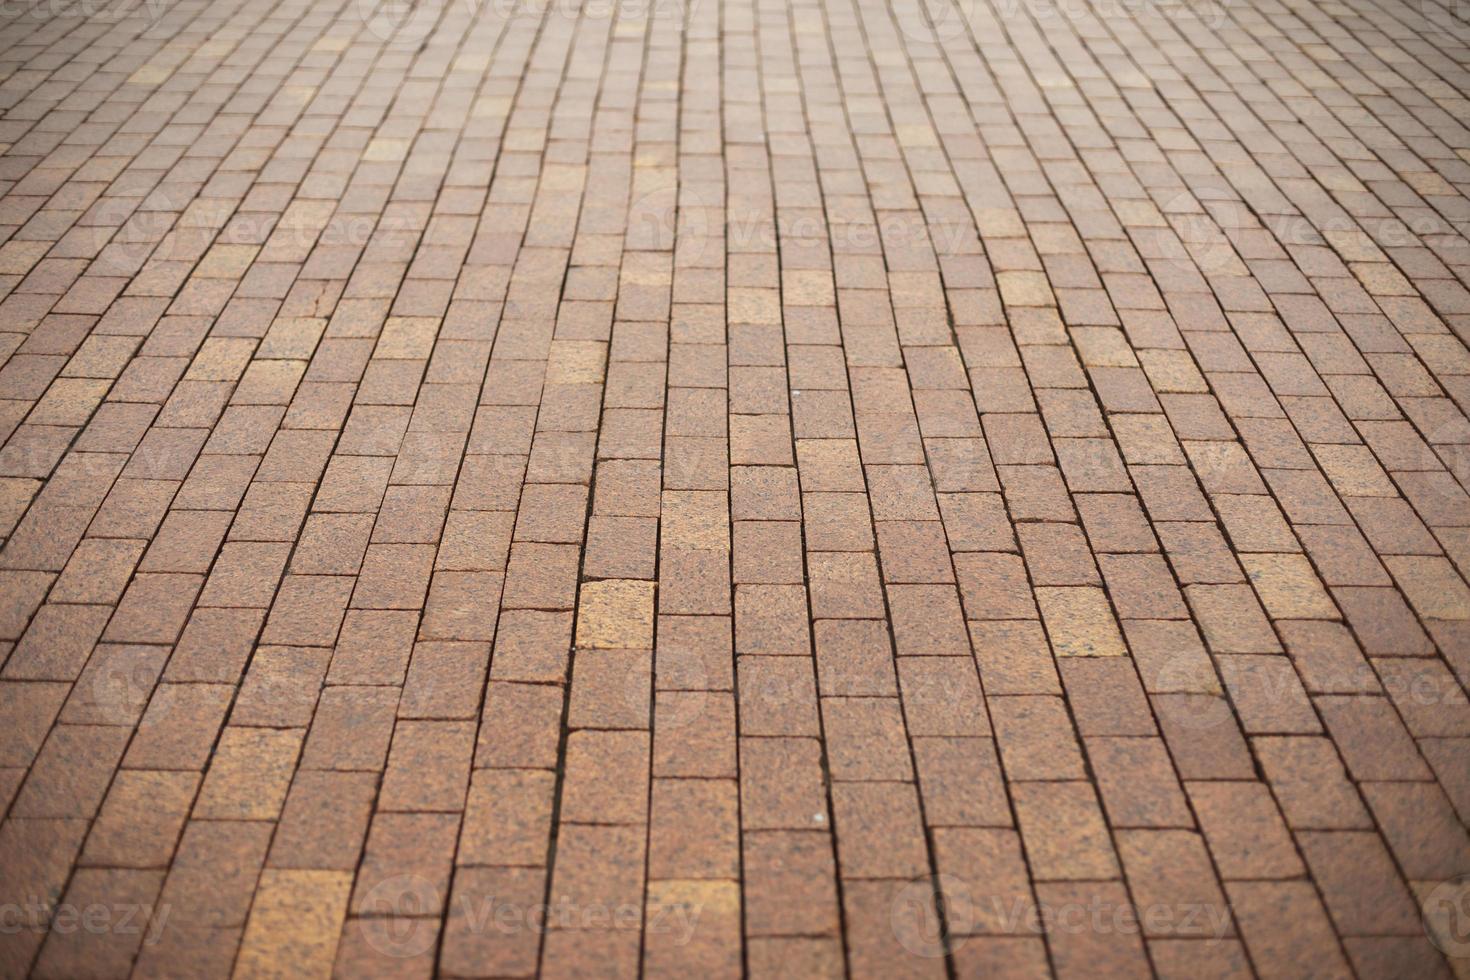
[0,0,1468,974]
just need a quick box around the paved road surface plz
[0,0,1468,975]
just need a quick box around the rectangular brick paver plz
[0,0,1468,975]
